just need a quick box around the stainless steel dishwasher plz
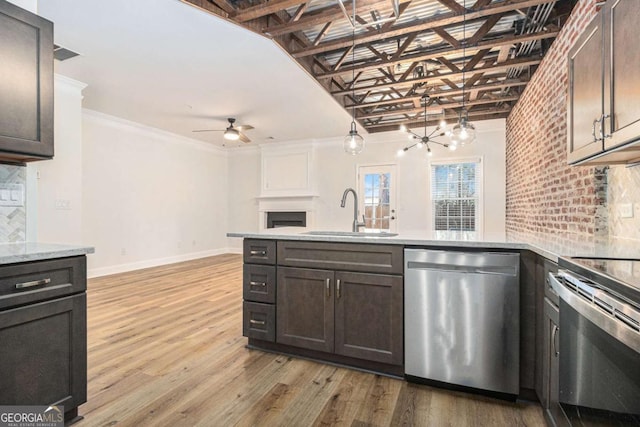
[404,249,520,397]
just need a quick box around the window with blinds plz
[431,159,481,238]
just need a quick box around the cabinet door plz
[542,298,569,426]
[276,267,334,353]
[334,272,403,365]
[0,294,86,412]
[567,13,604,164]
[604,0,640,151]
[0,1,54,162]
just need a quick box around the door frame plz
[356,163,398,233]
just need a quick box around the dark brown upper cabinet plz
[567,0,640,165]
[0,0,54,164]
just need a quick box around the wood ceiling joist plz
[466,13,504,45]
[347,78,529,108]
[432,27,461,49]
[366,108,511,132]
[330,55,539,95]
[291,0,558,58]
[391,34,417,60]
[356,94,520,119]
[436,0,465,14]
[313,22,333,46]
[291,2,310,22]
[233,0,306,23]
[317,29,556,80]
[180,0,234,18]
[263,0,396,37]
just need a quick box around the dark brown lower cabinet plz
[542,297,569,427]
[0,293,86,416]
[276,267,334,352]
[334,271,403,366]
[276,266,403,366]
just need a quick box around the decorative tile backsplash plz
[0,165,27,243]
[607,165,640,242]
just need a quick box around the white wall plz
[227,119,507,248]
[36,75,86,244]
[82,110,229,277]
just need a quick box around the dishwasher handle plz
[406,261,518,277]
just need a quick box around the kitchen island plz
[228,229,638,405]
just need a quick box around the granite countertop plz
[227,228,640,262]
[0,242,95,265]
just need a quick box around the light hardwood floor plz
[78,254,545,426]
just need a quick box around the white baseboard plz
[88,248,239,278]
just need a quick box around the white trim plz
[356,162,398,233]
[87,248,234,278]
[54,74,88,92]
[82,109,227,155]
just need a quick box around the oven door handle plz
[549,273,640,353]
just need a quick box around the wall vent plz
[54,44,80,61]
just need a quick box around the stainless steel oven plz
[549,269,640,425]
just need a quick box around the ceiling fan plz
[193,118,254,143]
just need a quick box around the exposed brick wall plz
[505,0,608,237]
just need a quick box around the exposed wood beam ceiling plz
[182,0,574,133]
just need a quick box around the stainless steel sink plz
[303,231,398,237]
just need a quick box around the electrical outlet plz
[620,203,634,218]
[0,184,24,207]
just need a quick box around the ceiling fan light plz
[224,128,240,141]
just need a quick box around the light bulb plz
[343,127,365,155]
[427,148,433,156]
[460,127,468,140]
[417,142,424,149]
[408,134,414,141]
[400,124,407,132]
[397,148,405,157]
[449,144,457,151]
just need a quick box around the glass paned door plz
[358,165,397,232]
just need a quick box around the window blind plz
[431,160,481,236]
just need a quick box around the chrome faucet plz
[340,188,366,232]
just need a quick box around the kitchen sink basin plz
[303,231,398,237]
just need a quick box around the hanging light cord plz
[350,0,356,130]
[461,0,466,112]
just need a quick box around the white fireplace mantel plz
[256,194,318,231]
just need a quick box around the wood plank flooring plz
[78,254,545,426]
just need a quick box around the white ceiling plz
[37,0,354,148]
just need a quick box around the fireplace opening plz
[267,211,306,228]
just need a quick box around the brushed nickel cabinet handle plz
[336,279,341,299]
[250,250,267,256]
[249,281,267,287]
[552,325,559,357]
[15,278,51,289]
[326,278,331,298]
[592,118,599,141]
[249,319,266,326]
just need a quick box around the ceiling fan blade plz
[237,124,254,131]
[192,129,224,133]
[238,132,251,143]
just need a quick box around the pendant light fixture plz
[449,0,476,147]
[343,0,365,155]
[397,94,452,157]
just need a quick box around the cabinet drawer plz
[0,256,86,310]
[243,264,276,303]
[277,241,403,274]
[243,239,276,265]
[243,301,275,342]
